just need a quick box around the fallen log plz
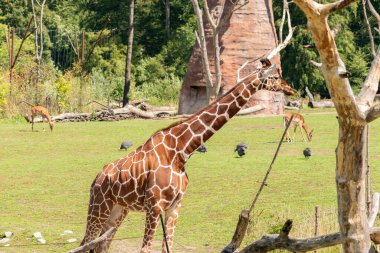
[308,100,334,108]
[284,106,300,110]
[140,102,176,112]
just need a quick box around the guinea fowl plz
[235,143,248,157]
[120,140,133,150]
[303,148,311,159]
[197,144,207,153]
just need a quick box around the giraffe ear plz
[262,64,277,79]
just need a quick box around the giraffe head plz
[255,58,295,96]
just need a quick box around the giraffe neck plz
[167,78,262,161]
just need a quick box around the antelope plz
[22,101,54,131]
[283,112,313,142]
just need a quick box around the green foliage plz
[53,76,72,111]
[0,82,9,113]
[133,73,181,106]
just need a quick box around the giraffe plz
[77,59,295,253]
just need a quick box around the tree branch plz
[191,0,214,96]
[239,224,380,253]
[267,5,294,60]
[367,0,380,32]
[363,0,376,57]
[358,46,380,113]
[67,227,116,253]
[322,0,357,15]
[366,103,380,123]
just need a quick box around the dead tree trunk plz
[31,0,46,87]
[292,0,380,252]
[123,0,135,107]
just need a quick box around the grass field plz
[1,111,380,252]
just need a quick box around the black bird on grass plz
[120,140,133,150]
[235,143,248,157]
[197,144,207,153]
[303,147,312,159]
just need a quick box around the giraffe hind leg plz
[94,205,129,253]
[79,184,114,253]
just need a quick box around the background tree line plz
[0,0,378,116]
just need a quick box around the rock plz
[67,238,77,243]
[64,230,74,234]
[4,232,12,238]
[37,238,46,244]
[0,238,10,244]
[33,232,42,238]
[178,0,281,114]
[4,244,10,247]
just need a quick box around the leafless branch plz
[322,0,357,15]
[267,3,294,60]
[310,60,322,68]
[366,103,380,122]
[191,0,214,96]
[65,30,79,57]
[67,227,116,253]
[239,222,380,253]
[367,0,380,32]
[358,46,380,112]
[279,0,289,44]
[12,17,35,69]
[363,0,376,57]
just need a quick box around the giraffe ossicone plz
[76,59,295,253]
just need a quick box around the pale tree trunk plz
[31,0,46,87]
[292,0,380,252]
[123,0,135,107]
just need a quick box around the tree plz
[122,0,135,107]
[31,0,47,85]
[291,0,380,251]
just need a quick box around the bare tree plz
[31,0,47,85]
[290,0,380,252]
[123,0,135,107]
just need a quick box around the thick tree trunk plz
[336,122,370,252]
[123,0,135,107]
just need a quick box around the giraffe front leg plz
[94,205,129,253]
[162,203,182,253]
[141,208,161,253]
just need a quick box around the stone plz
[63,230,74,234]
[4,232,12,238]
[0,238,10,244]
[67,238,77,243]
[178,0,282,115]
[33,232,42,238]
[37,238,46,244]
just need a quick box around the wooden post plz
[366,125,371,215]
[314,206,319,253]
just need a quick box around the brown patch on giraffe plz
[217,104,229,115]
[155,168,171,186]
[199,112,214,126]
[163,134,177,149]
[190,120,206,133]
[212,116,227,131]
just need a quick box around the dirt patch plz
[110,238,206,253]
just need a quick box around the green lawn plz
[1,112,380,252]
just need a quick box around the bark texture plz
[178,0,280,114]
